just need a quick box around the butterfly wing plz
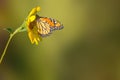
[36,17,63,37]
[37,18,51,37]
[48,18,64,31]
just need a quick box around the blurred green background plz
[0,0,120,80]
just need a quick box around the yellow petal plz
[28,32,34,43]
[34,38,38,45]
[28,6,41,17]
[29,15,36,22]
[36,6,40,12]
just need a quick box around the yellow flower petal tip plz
[36,6,40,11]
[29,15,36,22]
[28,31,40,45]
[28,6,41,17]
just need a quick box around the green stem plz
[0,22,26,64]
[0,34,13,64]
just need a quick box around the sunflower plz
[26,6,41,45]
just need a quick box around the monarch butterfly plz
[36,15,64,37]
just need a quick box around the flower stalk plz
[0,22,26,64]
[0,34,12,64]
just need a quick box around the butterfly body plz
[36,16,64,37]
